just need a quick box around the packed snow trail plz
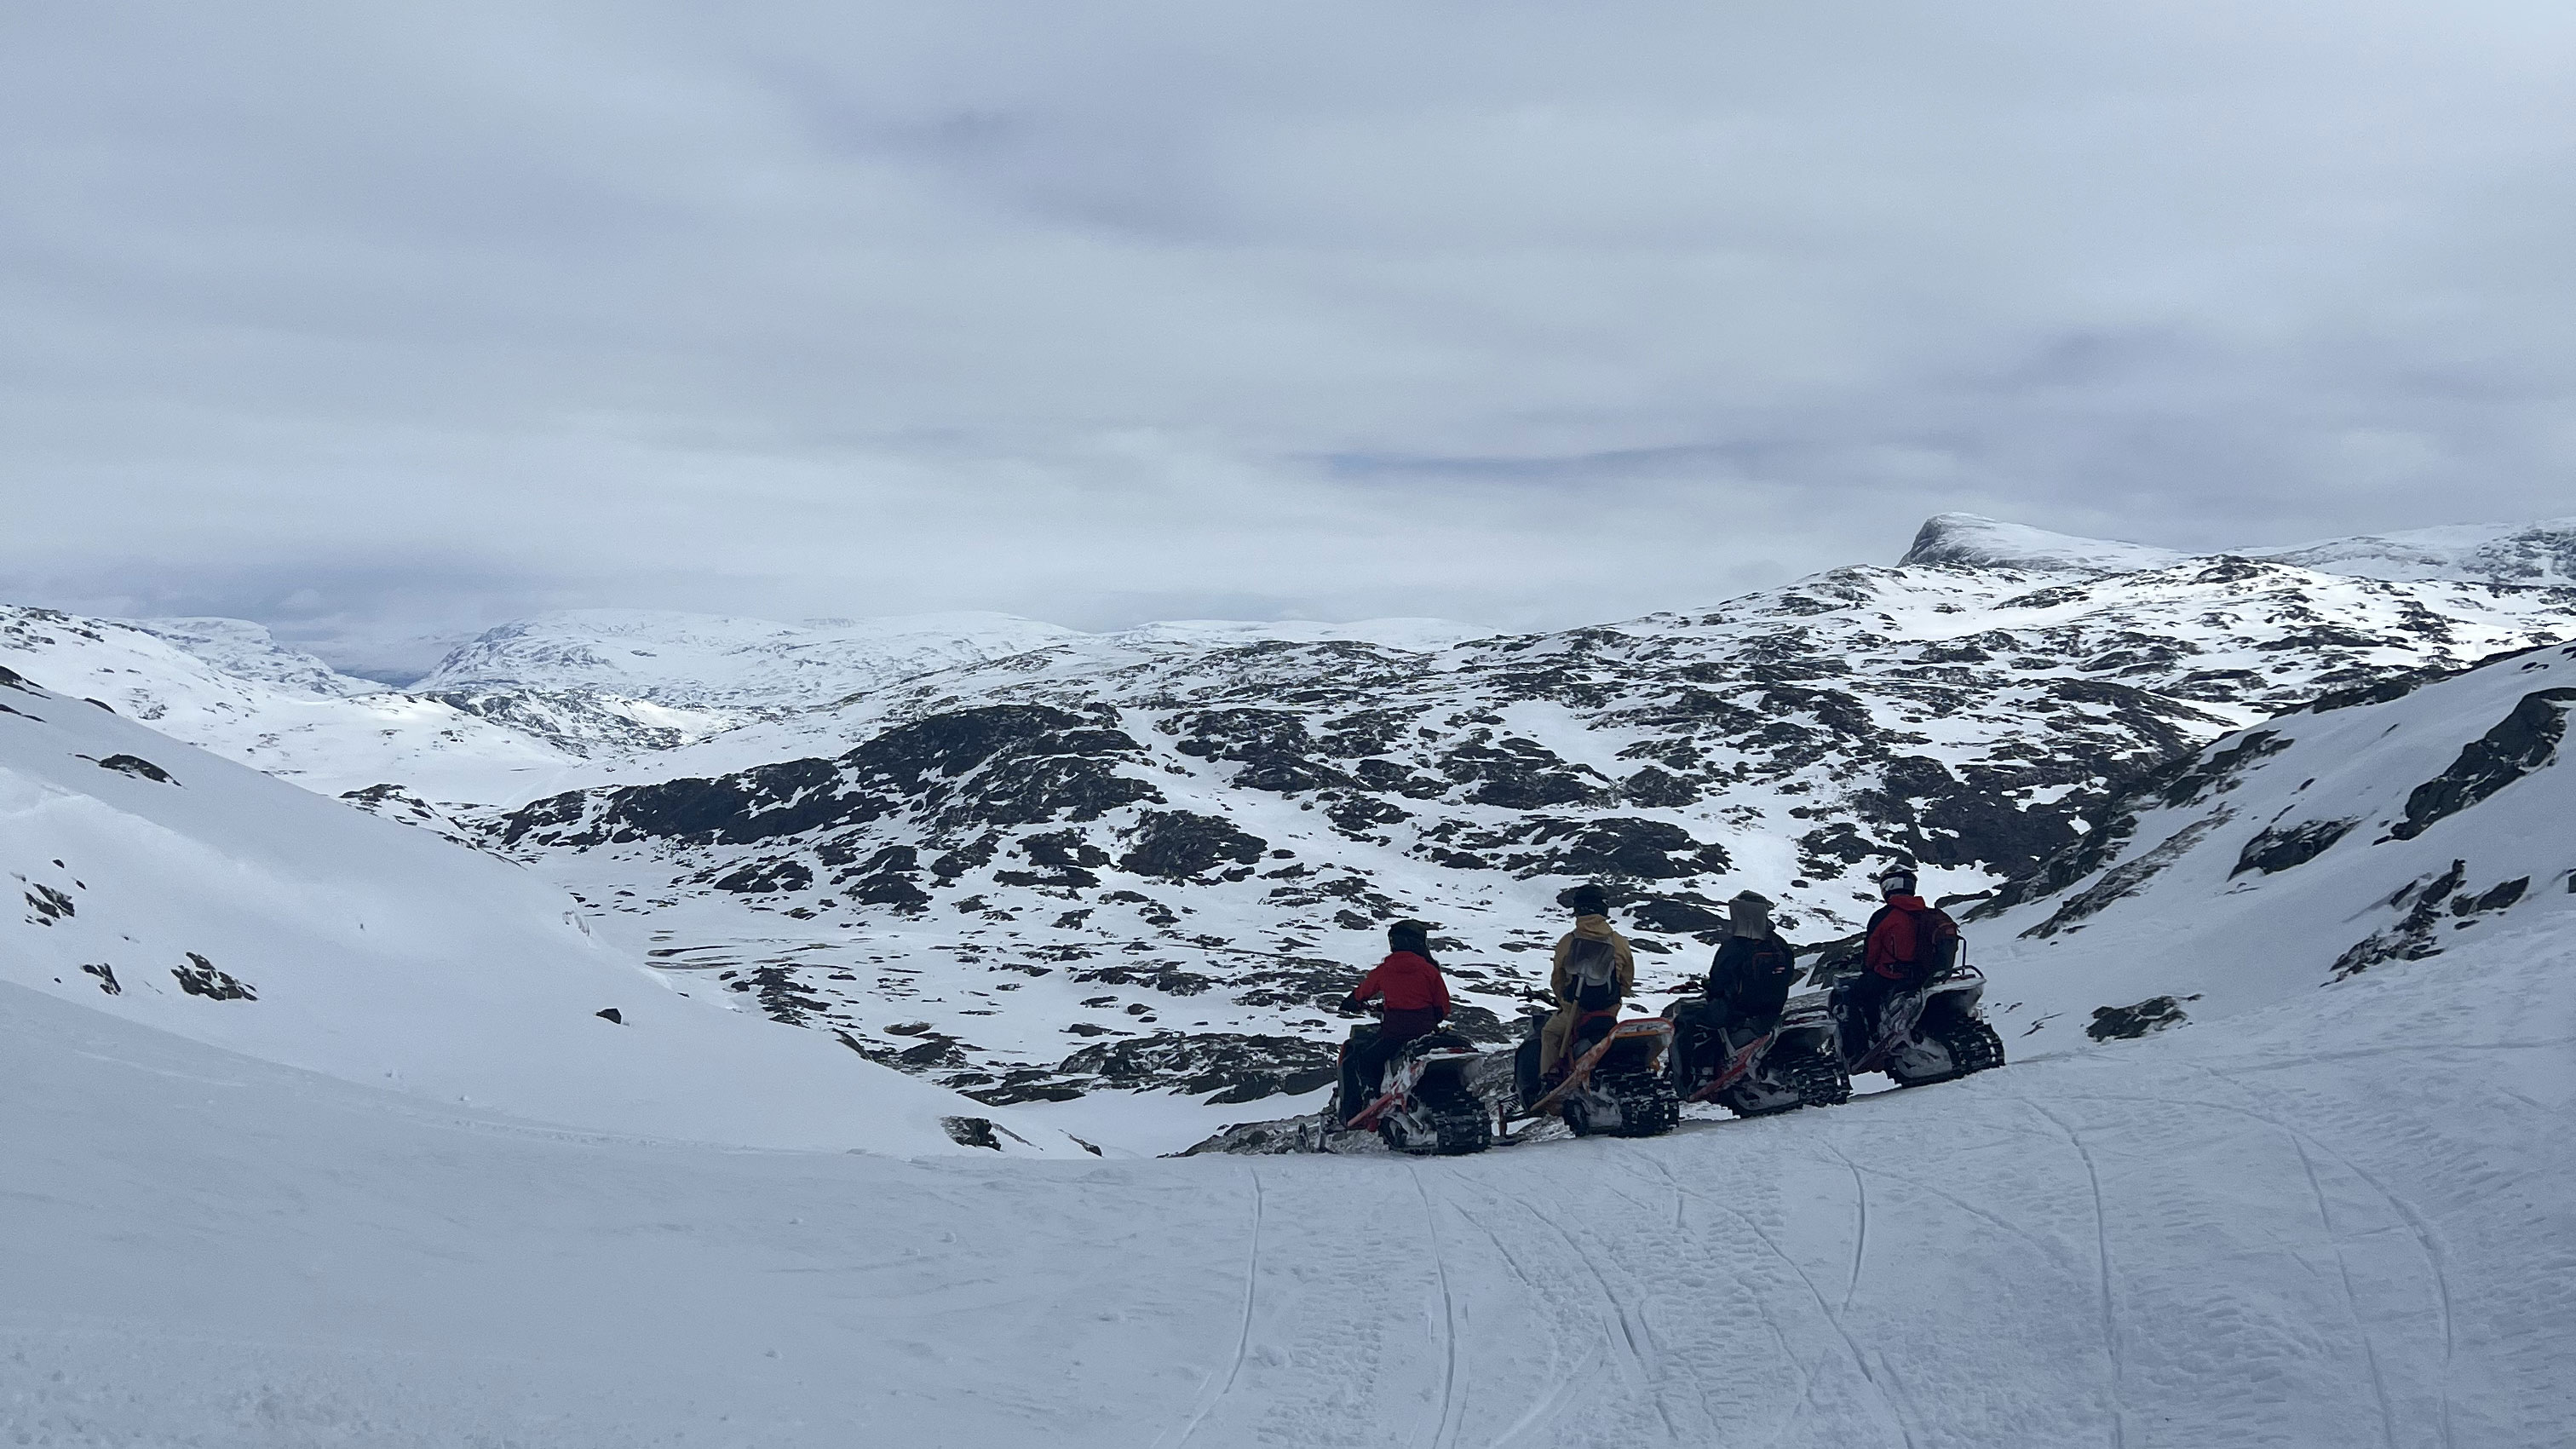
[4,920,2568,1446]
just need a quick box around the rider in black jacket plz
[1705,891,1797,1044]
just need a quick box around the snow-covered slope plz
[4,876,2564,1445]
[125,616,386,698]
[1907,509,2576,584]
[0,607,590,802]
[0,661,1080,1157]
[1970,640,2576,1057]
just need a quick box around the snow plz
[2250,515,2576,585]
[3,886,2564,1444]
[1973,641,2576,1060]
[1902,514,2193,573]
[416,608,1087,710]
[1905,510,2576,586]
[1104,617,1490,653]
[0,665,1083,1158]
[0,606,590,802]
[125,617,386,698]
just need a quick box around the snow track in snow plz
[4,908,2568,1446]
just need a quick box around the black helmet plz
[1387,919,1431,955]
[1564,883,1608,917]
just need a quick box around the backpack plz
[1906,906,1961,979]
[1566,935,1621,1010]
[1712,936,1794,1019]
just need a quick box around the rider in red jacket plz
[1337,920,1452,1124]
[1841,865,1958,1051]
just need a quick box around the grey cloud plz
[5,1,2574,658]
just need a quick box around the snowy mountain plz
[1906,509,2576,584]
[125,616,388,698]
[415,608,1086,709]
[0,606,591,802]
[0,659,1084,1157]
[468,542,2573,1126]
[1968,636,2576,1056]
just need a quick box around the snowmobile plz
[1317,1022,1492,1155]
[1834,962,2006,1087]
[1664,987,1851,1117]
[1508,1003,1679,1138]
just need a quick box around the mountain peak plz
[1899,515,2188,573]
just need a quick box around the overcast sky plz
[5,2,2573,673]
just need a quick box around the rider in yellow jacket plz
[1542,884,1636,1081]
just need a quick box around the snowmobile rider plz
[1542,884,1635,1084]
[1837,865,1961,1053]
[1701,890,1797,1053]
[1336,919,1452,1124]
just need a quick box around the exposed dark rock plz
[2457,877,2529,915]
[2229,818,2358,877]
[1619,767,1699,808]
[1352,758,1451,798]
[1068,961,1218,996]
[2389,687,2576,840]
[723,965,835,1025]
[1853,756,2082,876]
[2087,995,2196,1041]
[1055,1031,1339,1101]
[497,705,1162,848]
[712,858,815,894]
[1439,736,1608,809]
[2332,859,2470,977]
[1630,898,1729,934]
[940,1115,1028,1150]
[595,1007,623,1024]
[2025,814,2230,939]
[929,836,998,879]
[1117,810,1268,881]
[81,963,119,995]
[95,754,175,785]
[173,952,255,1001]
[0,664,33,692]
[1325,796,1409,835]
[23,883,74,925]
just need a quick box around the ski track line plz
[2020,1098,2126,1449]
[2287,1133,2402,1449]
[1630,1153,1790,1445]
[2054,1077,2468,1449]
[1820,1141,1870,1311]
[1447,1195,1592,1448]
[1407,1165,1463,1449]
[1157,1163,1263,1449]
[1596,1164,1730,1443]
[1820,1148,2060,1262]
[1692,1183,1918,1449]
[2174,1061,2462,1449]
[1513,1183,1685,1446]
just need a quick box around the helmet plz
[1563,883,1608,917]
[1873,865,1918,897]
[1387,919,1431,954]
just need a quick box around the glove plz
[1335,995,1366,1016]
